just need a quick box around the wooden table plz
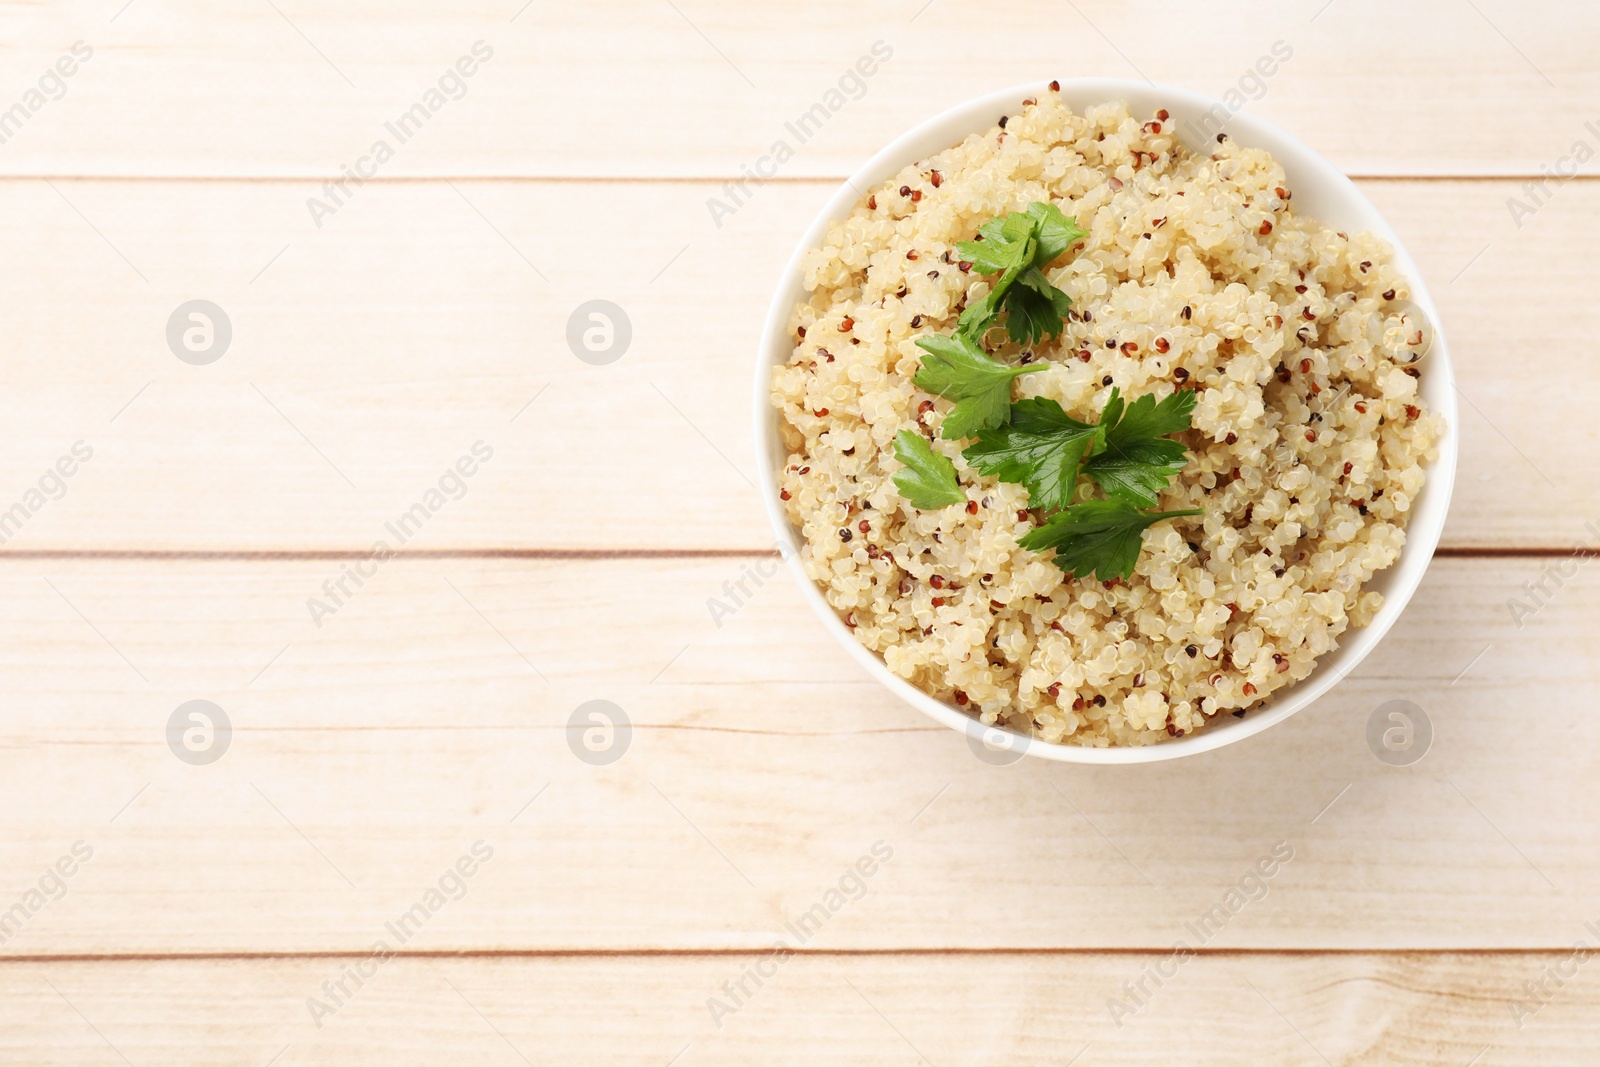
[1,1,1596,1062]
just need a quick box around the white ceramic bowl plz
[753,79,1458,764]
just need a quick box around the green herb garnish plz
[912,332,1044,441]
[1018,498,1204,582]
[892,201,1201,580]
[962,397,1101,512]
[961,387,1201,577]
[910,203,1084,439]
[891,429,964,510]
[1084,388,1198,507]
[963,387,1198,513]
[954,202,1086,345]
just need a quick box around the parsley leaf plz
[1001,266,1076,345]
[954,286,1005,341]
[1023,201,1089,266]
[1083,388,1198,507]
[1102,386,1196,440]
[952,202,1087,343]
[963,387,1198,513]
[962,398,1100,512]
[1017,498,1203,581]
[954,250,1034,342]
[892,429,965,510]
[913,332,1044,440]
[892,202,1202,581]
[955,213,1035,275]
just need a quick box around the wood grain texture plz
[0,0,1593,178]
[0,177,1590,552]
[3,952,1597,1066]
[2,1,1593,1056]
[0,555,1592,955]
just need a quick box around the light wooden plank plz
[2,952,1596,1065]
[0,554,1592,954]
[3,0,1596,178]
[0,177,1587,551]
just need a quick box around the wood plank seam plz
[0,947,1588,963]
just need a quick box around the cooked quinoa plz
[771,95,1443,747]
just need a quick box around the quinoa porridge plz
[770,92,1443,748]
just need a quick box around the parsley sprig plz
[891,430,965,510]
[961,397,1100,512]
[911,202,1086,441]
[1084,388,1198,508]
[912,332,1044,441]
[1019,498,1203,580]
[952,202,1087,346]
[891,201,1203,580]
[966,387,1202,578]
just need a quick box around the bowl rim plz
[752,78,1459,764]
